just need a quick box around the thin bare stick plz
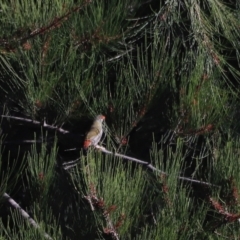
[103,211,119,240]
[3,139,54,144]
[64,148,79,152]
[62,158,80,167]
[151,211,157,225]
[83,195,95,211]
[62,145,218,187]
[63,163,80,170]
[3,193,53,240]
[84,184,119,240]
[1,115,70,134]
[95,145,219,187]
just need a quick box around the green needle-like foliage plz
[1,0,240,239]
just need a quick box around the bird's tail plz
[83,140,91,149]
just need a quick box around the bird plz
[83,115,105,149]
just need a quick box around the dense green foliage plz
[1,0,240,239]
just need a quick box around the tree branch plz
[63,145,218,187]
[95,145,218,187]
[1,115,70,134]
[3,193,53,240]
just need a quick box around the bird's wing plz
[86,121,102,140]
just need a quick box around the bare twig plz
[62,145,218,187]
[83,195,95,211]
[3,139,54,144]
[3,193,53,240]
[151,211,157,225]
[64,148,79,152]
[1,115,70,134]
[63,162,80,170]
[84,185,119,240]
[62,158,80,166]
[94,145,219,187]
[103,210,120,240]
[0,4,91,50]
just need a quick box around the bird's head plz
[95,115,105,122]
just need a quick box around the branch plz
[62,145,218,187]
[94,145,219,187]
[3,139,54,144]
[0,3,91,49]
[3,193,53,240]
[84,184,119,240]
[1,115,70,134]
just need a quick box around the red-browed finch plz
[83,115,105,149]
